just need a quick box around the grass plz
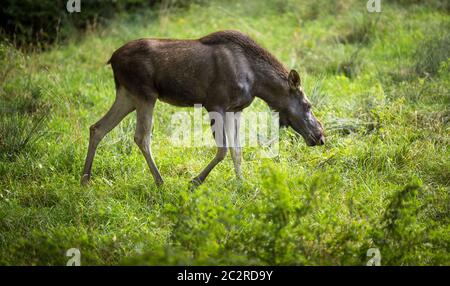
[0,0,449,265]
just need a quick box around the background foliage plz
[0,0,203,47]
[0,0,449,265]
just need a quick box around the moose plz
[81,30,325,186]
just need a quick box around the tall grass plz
[414,31,450,77]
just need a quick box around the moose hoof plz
[155,178,164,186]
[80,174,90,186]
[189,177,203,189]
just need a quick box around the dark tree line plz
[0,0,200,47]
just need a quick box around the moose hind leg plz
[81,88,135,185]
[134,99,163,185]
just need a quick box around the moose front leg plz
[190,110,227,186]
[226,112,242,179]
[134,98,164,186]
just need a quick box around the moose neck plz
[253,68,290,112]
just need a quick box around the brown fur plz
[199,30,289,80]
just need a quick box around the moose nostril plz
[319,136,325,145]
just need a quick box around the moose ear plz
[288,69,301,89]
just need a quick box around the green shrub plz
[371,182,449,265]
[337,15,380,45]
[414,32,450,77]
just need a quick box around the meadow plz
[0,0,449,265]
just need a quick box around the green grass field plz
[0,0,449,265]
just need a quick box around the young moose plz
[81,30,325,186]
